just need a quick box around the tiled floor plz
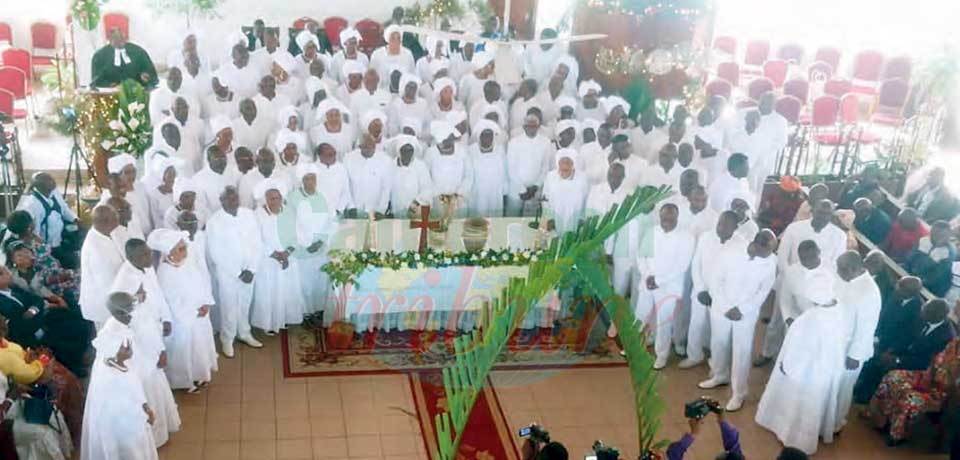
[157,334,948,460]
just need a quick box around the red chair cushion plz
[870,112,903,126]
[851,84,878,95]
[853,130,881,144]
[32,55,54,65]
[814,132,844,145]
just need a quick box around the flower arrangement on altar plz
[323,247,542,287]
[78,79,152,159]
[71,0,107,31]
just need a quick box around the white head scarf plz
[393,134,421,159]
[273,52,297,74]
[601,96,630,116]
[362,109,387,132]
[428,59,449,79]
[555,119,580,139]
[555,147,580,170]
[253,177,288,203]
[341,60,365,80]
[432,77,457,100]
[399,73,421,93]
[107,153,137,174]
[472,119,501,141]
[430,120,460,143]
[296,163,318,181]
[425,36,448,57]
[383,24,402,43]
[144,155,184,188]
[471,50,494,68]
[339,28,361,47]
[578,79,602,98]
[556,96,577,113]
[147,228,189,256]
[276,105,301,128]
[305,76,329,99]
[295,30,320,53]
[401,117,421,137]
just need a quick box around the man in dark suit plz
[875,276,924,352]
[855,298,956,403]
[0,265,46,347]
[864,250,896,301]
[906,167,960,223]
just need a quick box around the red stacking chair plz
[292,17,315,30]
[0,88,26,123]
[743,40,770,66]
[775,95,802,124]
[323,16,349,49]
[716,61,739,87]
[102,12,129,40]
[0,49,32,96]
[840,92,880,144]
[824,78,852,97]
[705,79,733,100]
[810,95,842,146]
[814,46,841,72]
[883,56,912,81]
[777,43,805,64]
[0,22,12,45]
[354,18,383,55]
[870,78,910,126]
[747,77,774,101]
[0,69,30,134]
[851,49,885,95]
[783,78,809,103]
[807,60,833,82]
[29,22,57,67]
[763,59,789,87]
[713,35,737,56]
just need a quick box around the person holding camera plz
[519,425,568,460]
[668,397,742,460]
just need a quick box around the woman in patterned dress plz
[869,336,960,444]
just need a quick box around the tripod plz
[0,121,15,214]
[63,118,89,218]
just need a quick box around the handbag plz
[21,383,61,433]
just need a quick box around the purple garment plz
[665,421,742,460]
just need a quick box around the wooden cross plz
[410,205,441,254]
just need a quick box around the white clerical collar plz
[925,321,945,335]
[114,47,131,66]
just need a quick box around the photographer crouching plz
[519,424,569,460]
[669,397,808,460]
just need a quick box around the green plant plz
[39,62,76,94]
[432,185,672,460]
[147,0,224,26]
[71,0,108,32]
[78,79,152,158]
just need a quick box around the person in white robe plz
[309,99,357,161]
[424,121,472,217]
[553,118,580,153]
[756,92,789,176]
[145,120,195,178]
[218,44,259,100]
[273,49,305,106]
[167,97,206,172]
[707,152,753,213]
[79,206,126,328]
[148,67,199,126]
[699,229,777,411]
[448,42,477,83]
[173,210,215,326]
[755,273,849,455]
[677,142,710,187]
[416,35,450,84]
[360,109,388,148]
[509,79,541,133]
[109,238,180,447]
[98,173,145,242]
[390,135,434,217]
[108,154,153,236]
[343,133,393,217]
[458,51,495,109]
[250,76,291,137]
[239,148,283,208]
[287,163,336,316]
[524,30,578,89]
[468,80,508,127]
[193,144,239,214]
[328,28,370,84]
[833,251,882,433]
[201,75,240,121]
[314,143,355,214]
[336,60,367,108]
[232,98,272,153]
[370,25,416,82]
[608,134,649,192]
[205,186,263,358]
[147,229,217,391]
[350,69,393,118]
[468,120,507,217]
[577,80,605,123]
[672,184,719,358]
[729,195,760,242]
[387,73,429,136]
[271,106,310,162]
[543,149,589,234]
[162,177,208,230]
[430,76,464,121]
[301,77,333,130]
[142,156,183,232]
[755,199,848,364]
[678,210,745,370]
[643,144,683,190]
[602,95,633,131]
[726,110,769,206]
[249,180,306,334]
[580,121,612,186]
[250,30,292,76]
[586,163,635,298]
[80,293,158,460]
[633,204,696,369]
[506,115,554,216]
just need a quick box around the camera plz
[518,423,550,444]
[684,396,723,420]
[585,440,619,460]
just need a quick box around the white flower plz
[108,120,124,131]
[128,102,143,114]
[128,118,140,130]
[115,136,129,146]
[531,255,539,262]
[100,140,115,150]
[417,262,425,269]
[443,258,452,264]
[414,253,421,261]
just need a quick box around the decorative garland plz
[582,0,708,19]
[323,247,542,287]
[77,79,152,158]
[71,0,107,32]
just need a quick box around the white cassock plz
[708,249,776,401]
[468,143,508,217]
[81,319,159,460]
[675,204,719,351]
[580,141,611,186]
[630,126,669,163]
[201,93,240,122]
[634,226,696,363]
[149,84,199,127]
[458,73,490,109]
[79,228,125,328]
[691,124,725,185]
[232,115,273,153]
[726,128,770,206]
[206,208,262,344]
[390,159,435,215]
[110,262,180,447]
[290,185,336,315]
[425,147,473,217]
[707,171,753,213]
[251,205,307,332]
[755,303,849,454]
[328,52,370,84]
[370,47,416,82]
[309,123,357,161]
[192,167,238,214]
[509,97,537,133]
[315,162,354,214]
[350,87,393,117]
[143,185,175,233]
[218,62,259,100]
[586,183,635,296]
[344,149,394,215]
[778,263,833,325]
[185,231,215,327]
[169,116,206,174]
[834,271,882,431]
[156,257,218,390]
[642,164,682,190]
[779,220,848,272]
[687,231,747,363]
[543,171,589,234]
[250,93,291,134]
[505,134,554,216]
[758,111,790,175]
[388,98,430,136]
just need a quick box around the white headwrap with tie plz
[383,24,402,42]
[555,147,581,170]
[432,77,457,99]
[274,129,306,154]
[339,28,361,46]
[578,79,602,98]
[276,105,301,128]
[147,229,189,256]
[430,120,460,143]
[107,153,137,174]
[341,60,365,80]
[601,96,630,116]
[362,109,387,131]
[393,134,421,158]
[472,119,501,141]
[295,30,320,52]
[296,163,318,181]
[556,96,577,113]
[253,178,288,202]
[399,72,421,92]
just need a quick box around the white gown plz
[251,206,307,332]
[468,143,507,217]
[542,171,589,234]
[156,258,219,389]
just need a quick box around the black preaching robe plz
[90,43,159,88]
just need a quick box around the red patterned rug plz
[410,371,519,460]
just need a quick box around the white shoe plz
[619,350,627,357]
[725,397,744,412]
[653,357,668,370]
[677,358,703,369]
[697,377,729,389]
[239,336,263,348]
[221,340,235,358]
